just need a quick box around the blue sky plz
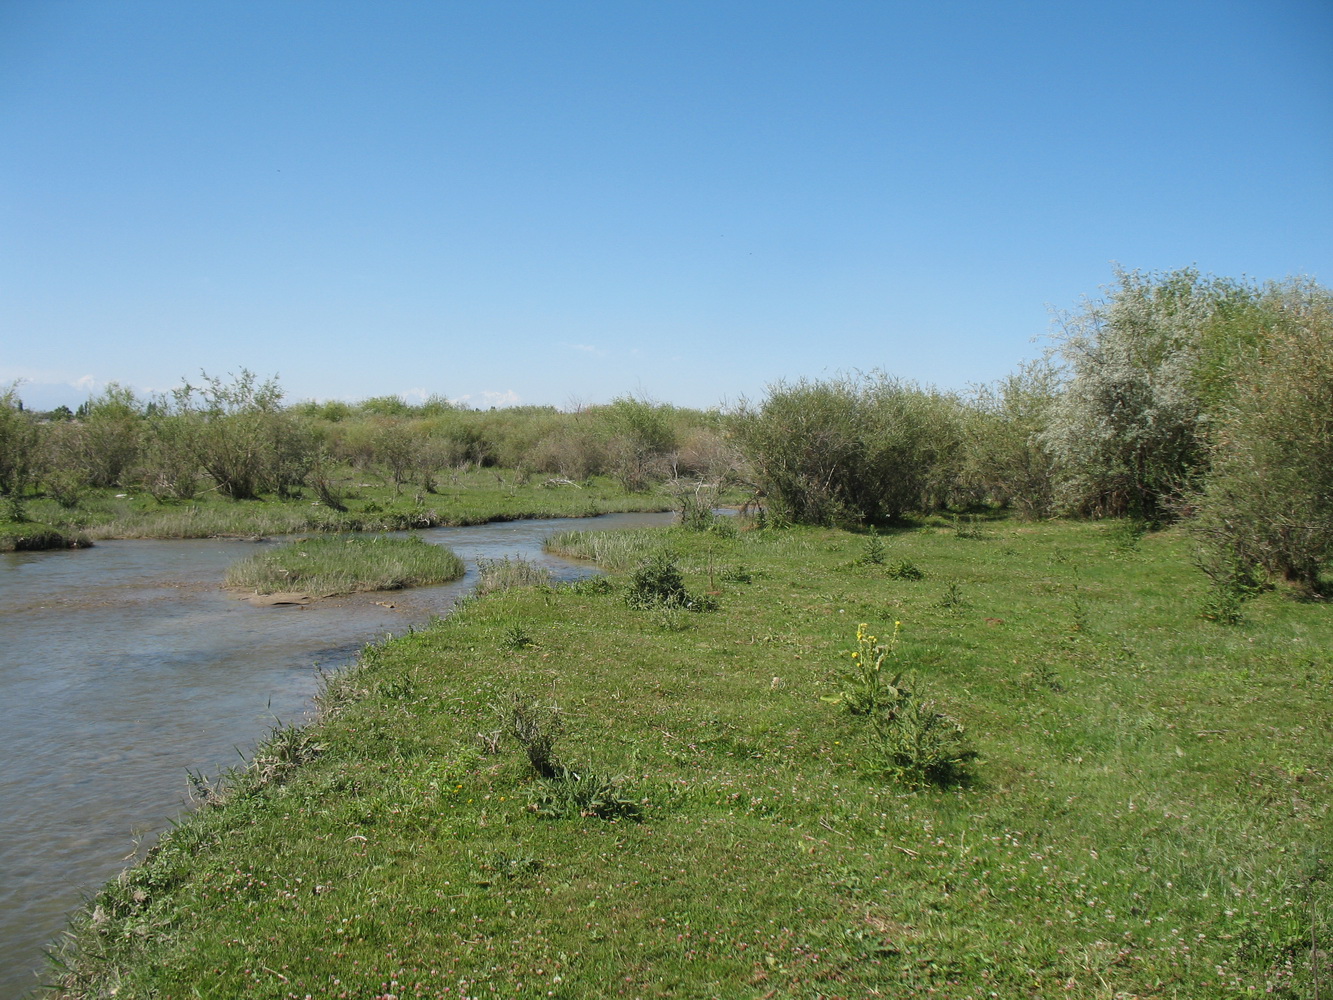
[3,0,1330,411]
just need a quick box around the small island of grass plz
[224,534,464,598]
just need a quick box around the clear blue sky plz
[3,0,1330,411]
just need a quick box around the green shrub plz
[625,552,714,611]
[0,383,38,514]
[1040,268,1289,520]
[887,560,924,581]
[734,373,966,525]
[1192,281,1333,594]
[626,552,689,607]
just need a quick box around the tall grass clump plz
[476,555,553,594]
[224,534,464,597]
[544,526,665,571]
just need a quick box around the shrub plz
[0,383,38,517]
[1041,268,1268,520]
[734,373,966,526]
[599,395,677,492]
[958,360,1059,517]
[625,552,711,610]
[886,560,924,581]
[1191,281,1333,594]
[171,369,314,500]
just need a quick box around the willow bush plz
[1040,268,1271,520]
[734,373,966,525]
[1192,280,1333,594]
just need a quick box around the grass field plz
[52,515,1331,998]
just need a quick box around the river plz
[0,512,671,999]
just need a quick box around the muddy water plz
[0,512,670,998]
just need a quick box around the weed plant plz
[827,621,909,717]
[530,769,645,822]
[886,558,924,580]
[503,694,565,778]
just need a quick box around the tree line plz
[3,267,1330,595]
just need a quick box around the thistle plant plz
[827,621,910,718]
[828,621,979,789]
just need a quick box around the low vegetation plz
[475,555,553,595]
[223,535,465,598]
[0,520,90,552]
[51,516,1331,998]
[17,468,674,541]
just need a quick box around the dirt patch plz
[242,591,314,607]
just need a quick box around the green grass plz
[0,519,90,551]
[223,535,465,597]
[51,517,1332,998]
[23,468,675,540]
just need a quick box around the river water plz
[0,512,671,999]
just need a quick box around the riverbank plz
[0,521,91,552]
[23,468,677,541]
[49,516,1331,998]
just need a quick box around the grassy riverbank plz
[0,520,90,552]
[23,469,675,541]
[224,536,466,598]
[52,516,1330,998]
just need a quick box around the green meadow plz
[52,514,1331,998]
